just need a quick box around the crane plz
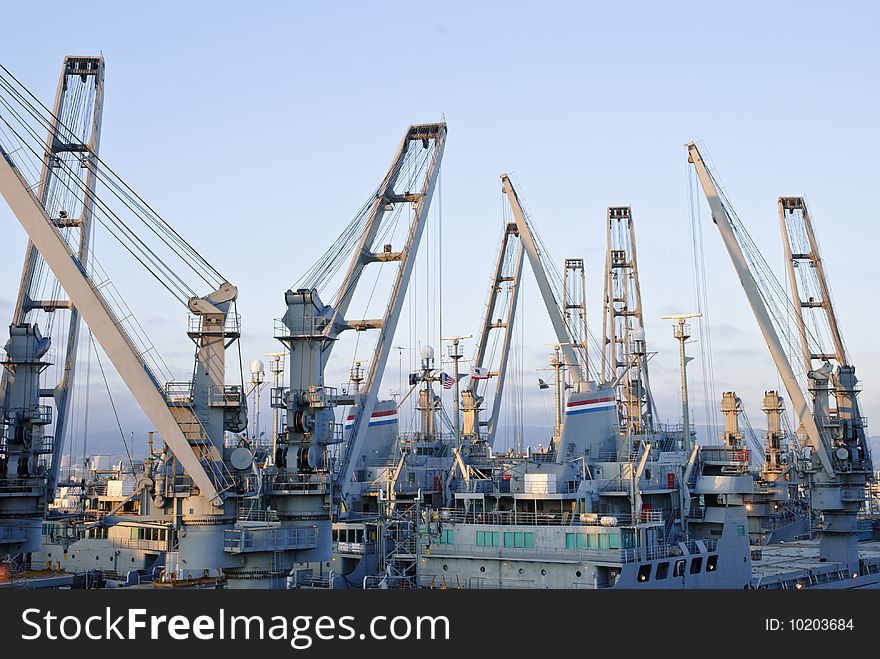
[500,174,588,388]
[602,206,655,434]
[687,141,871,571]
[460,220,524,448]
[0,57,105,505]
[0,62,244,509]
[275,123,447,515]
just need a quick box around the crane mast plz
[601,206,654,434]
[461,221,524,448]
[500,174,587,387]
[0,61,247,508]
[275,124,446,514]
[687,141,871,571]
[0,57,104,505]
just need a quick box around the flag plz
[471,366,490,380]
[441,372,454,390]
[538,378,549,390]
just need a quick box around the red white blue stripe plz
[344,408,398,430]
[565,396,615,416]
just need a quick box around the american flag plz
[441,372,454,390]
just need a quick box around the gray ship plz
[0,57,876,591]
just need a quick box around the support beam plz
[501,174,586,384]
[0,149,226,506]
[686,142,833,476]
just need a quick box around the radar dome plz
[250,359,265,375]
[421,345,435,360]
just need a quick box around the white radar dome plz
[250,359,265,374]
[421,345,435,360]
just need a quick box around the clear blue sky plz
[1,1,878,455]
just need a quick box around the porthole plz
[576,570,582,577]
[518,568,524,575]
[480,566,486,573]
[443,564,448,571]
[131,557,136,562]
[541,569,546,576]
[47,552,51,558]
[96,555,100,561]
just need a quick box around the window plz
[608,533,620,549]
[477,531,498,547]
[690,557,703,574]
[637,564,651,583]
[439,529,454,544]
[656,562,669,580]
[566,533,589,549]
[503,532,534,548]
[707,555,718,572]
[597,534,609,550]
[674,559,686,577]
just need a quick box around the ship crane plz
[464,176,603,450]
[0,63,245,508]
[0,58,105,504]
[601,206,656,435]
[275,124,446,515]
[687,141,872,571]
[500,174,592,389]
[460,220,524,448]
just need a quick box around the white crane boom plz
[685,141,833,475]
[0,150,226,505]
[500,174,586,384]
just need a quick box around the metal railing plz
[0,477,45,495]
[223,525,319,554]
[187,313,241,336]
[263,473,330,495]
[436,508,662,528]
[274,316,330,339]
[164,380,193,403]
[208,385,243,407]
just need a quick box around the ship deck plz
[751,539,880,586]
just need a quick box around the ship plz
[0,57,876,592]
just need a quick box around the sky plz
[1,1,879,458]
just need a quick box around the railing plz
[187,313,240,336]
[164,380,193,403]
[0,477,45,495]
[238,506,279,523]
[223,525,319,554]
[35,435,54,455]
[436,508,662,528]
[208,385,243,407]
[274,316,329,339]
[304,386,337,408]
[270,387,288,409]
[6,405,53,425]
[456,480,494,494]
[263,473,330,495]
